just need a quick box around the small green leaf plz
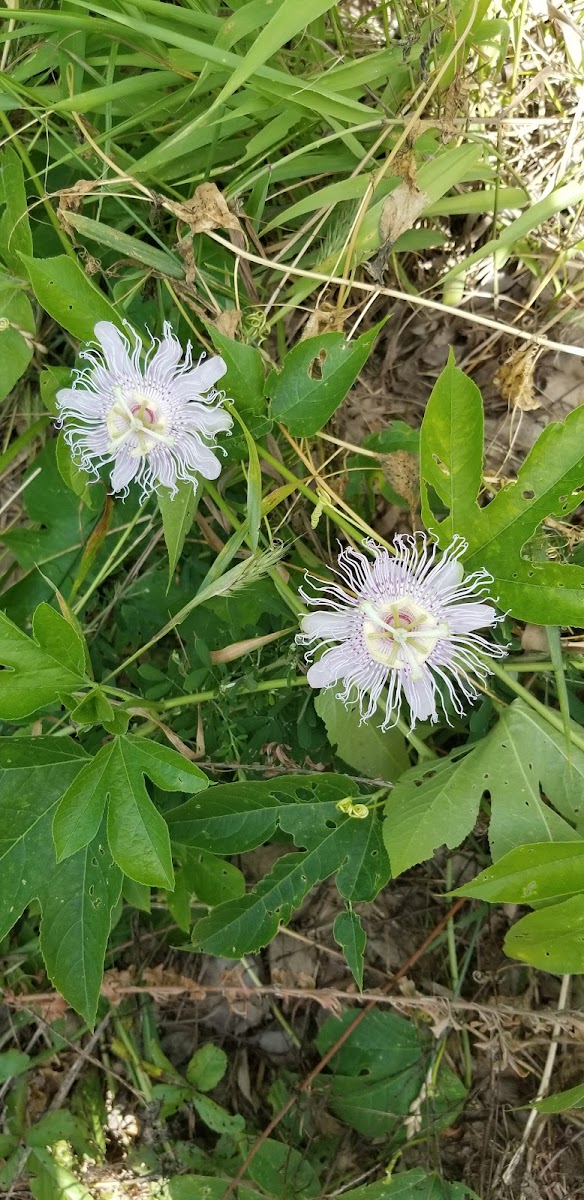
[192,1093,246,1137]
[505,893,584,973]
[454,841,584,904]
[19,252,120,341]
[122,876,151,913]
[186,1043,228,1092]
[419,351,483,543]
[179,847,245,906]
[158,478,199,584]
[333,910,366,990]
[0,602,88,719]
[267,322,383,436]
[315,688,409,781]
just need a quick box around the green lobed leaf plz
[19,252,120,341]
[0,602,88,719]
[384,700,583,876]
[188,777,389,958]
[266,322,383,436]
[40,827,122,1027]
[454,841,584,904]
[0,737,122,1024]
[54,736,208,889]
[333,909,366,990]
[505,893,584,973]
[315,688,409,781]
[420,356,584,623]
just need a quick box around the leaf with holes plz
[0,602,88,719]
[266,321,384,436]
[0,737,122,1024]
[166,775,388,958]
[384,699,582,876]
[420,355,584,623]
[53,736,208,889]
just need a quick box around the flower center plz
[107,387,173,456]
[362,597,449,680]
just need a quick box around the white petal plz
[110,451,140,494]
[177,356,226,398]
[306,646,351,689]
[446,602,498,634]
[93,322,132,377]
[145,330,183,386]
[179,435,223,479]
[185,404,232,439]
[402,668,438,723]
[56,387,107,420]
[431,556,464,594]
[301,611,354,640]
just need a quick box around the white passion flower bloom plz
[298,535,506,729]
[56,320,233,499]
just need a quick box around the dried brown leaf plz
[380,449,420,514]
[494,345,541,411]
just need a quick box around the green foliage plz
[0,6,583,1193]
[315,1010,466,1144]
[420,354,584,623]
